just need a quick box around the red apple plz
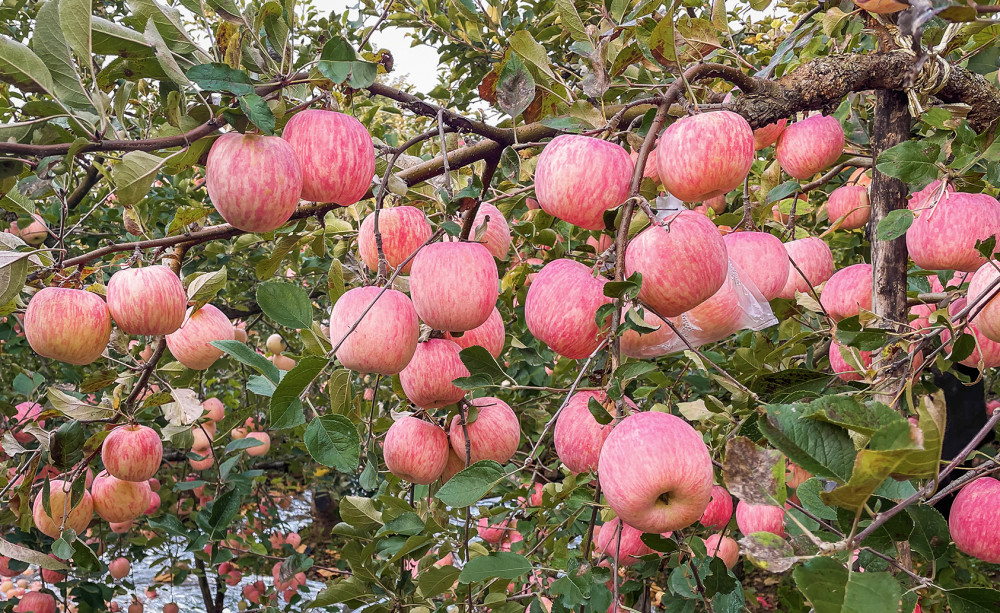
[445,307,505,358]
[854,0,909,13]
[524,259,611,359]
[13,402,43,444]
[703,194,727,214]
[775,114,844,180]
[723,232,790,301]
[464,203,511,260]
[908,179,955,211]
[32,480,93,538]
[972,262,1000,343]
[165,304,234,370]
[399,339,469,409]
[357,206,432,274]
[383,416,449,484]
[440,448,466,483]
[699,485,734,530]
[593,516,654,566]
[598,411,714,533]
[91,471,151,523]
[776,237,835,299]
[735,500,786,537]
[246,432,270,457]
[41,555,65,583]
[684,273,745,341]
[109,557,130,580]
[907,192,1000,272]
[448,396,520,464]
[620,309,677,359]
[109,520,133,534]
[943,298,1000,368]
[625,210,728,317]
[13,592,55,613]
[24,287,112,365]
[101,425,163,482]
[107,265,186,336]
[205,133,303,232]
[164,604,179,613]
[555,391,635,474]
[658,111,754,202]
[704,534,740,569]
[8,215,47,247]
[753,119,787,150]
[829,339,872,381]
[820,263,872,321]
[477,517,513,544]
[409,242,499,332]
[128,601,143,613]
[826,185,870,230]
[534,135,633,230]
[629,142,661,184]
[949,476,1000,563]
[281,109,374,205]
[145,491,161,515]
[330,286,419,375]
[203,398,224,422]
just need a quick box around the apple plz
[203,397,225,422]
[409,242,499,332]
[383,416,450,484]
[330,286,419,375]
[32,480,93,538]
[191,424,214,451]
[13,402,43,444]
[101,424,163,482]
[949,476,1000,563]
[272,353,295,370]
[41,556,65,583]
[593,516,655,566]
[463,203,511,260]
[625,210,729,317]
[524,258,612,359]
[699,485,734,529]
[703,194,727,214]
[908,179,955,211]
[820,263,873,321]
[854,0,908,13]
[246,432,270,457]
[0,557,18,578]
[477,517,512,544]
[684,273,745,341]
[554,391,635,474]
[826,185,870,230]
[13,592,55,613]
[529,482,544,506]
[620,309,677,359]
[266,333,285,354]
[109,521,133,534]
[165,304,234,370]
[145,491,161,515]
[358,206,433,274]
[776,237,835,299]
[598,411,714,533]
[829,339,872,381]
[91,471,151,523]
[658,111,754,202]
[534,134,633,230]
[286,532,301,548]
[775,114,845,180]
[735,500,786,537]
[24,287,112,365]
[164,604,179,613]
[942,298,1000,368]
[703,534,740,569]
[281,109,374,205]
[109,557,130,580]
[399,339,469,409]
[107,266,186,336]
[233,323,248,343]
[8,215,47,247]
[128,601,143,613]
[189,452,214,471]
[753,118,787,150]
[907,192,1000,272]
[723,232,790,301]
[440,448,466,483]
[448,396,520,464]
[445,307,505,358]
[629,141,662,184]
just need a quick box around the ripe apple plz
[189,452,214,471]
[463,203,511,260]
[0,557,18,577]
[620,309,676,359]
[41,555,65,583]
[445,307,505,358]
[826,185,870,230]
[205,133,303,232]
[409,242,499,332]
[101,425,163,482]
[357,206,433,274]
[593,516,654,566]
[383,416,449,484]
[13,592,55,613]
[775,114,844,180]
[245,432,270,457]
[942,298,1000,368]
[703,194,727,214]
[399,339,469,409]
[91,471,151,523]
[555,391,635,474]
[281,109,374,205]
[448,396,520,464]
[629,141,662,184]
[735,500,786,537]
[32,480,93,538]
[820,263,872,321]
[703,534,740,569]
[776,237,835,299]
[723,232,790,301]
[625,210,729,317]
[907,192,1000,272]
[329,286,419,375]
[973,262,1000,343]
[8,215,47,247]
[658,111,754,202]
[699,485,734,529]
[24,287,112,365]
[191,424,214,451]
[106,266,186,336]
[13,402,43,444]
[164,603,179,613]
[109,557,130,580]
[753,119,787,150]
[272,353,295,370]
[534,134,633,230]
[165,304,235,370]
[109,521,133,534]
[854,0,908,13]
[684,273,745,341]
[203,397,225,422]
[128,601,143,613]
[440,448,465,483]
[598,411,714,533]
[829,339,872,381]
[145,491,161,515]
[477,517,513,544]
[524,259,611,359]
[949,476,1000,563]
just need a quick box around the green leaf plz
[948,588,1000,613]
[738,532,796,572]
[555,0,589,44]
[458,552,531,583]
[211,340,282,383]
[759,402,856,483]
[308,578,370,608]
[270,356,326,429]
[113,150,165,206]
[767,180,801,203]
[304,414,360,472]
[238,93,276,135]
[340,496,383,531]
[496,53,535,118]
[647,13,676,66]
[256,281,313,329]
[317,37,376,88]
[186,267,227,311]
[271,398,305,430]
[32,0,92,109]
[208,488,242,539]
[508,31,556,80]
[794,558,901,613]
[186,63,254,95]
[0,538,68,571]
[875,140,941,188]
[803,397,906,436]
[50,420,84,470]
[587,397,613,425]
[143,16,189,86]
[875,208,914,241]
[435,460,506,507]
[0,36,54,94]
[327,368,352,415]
[418,565,463,598]
[453,345,507,390]
[204,0,245,23]
[91,17,153,57]
[327,260,346,306]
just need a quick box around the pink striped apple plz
[625,210,729,317]
[24,287,112,365]
[969,261,1000,342]
[699,485,734,530]
[13,592,55,613]
[775,114,844,180]
[440,448,465,483]
[281,109,374,205]
[820,263,872,321]
[449,396,520,464]
[399,339,469,409]
[477,517,514,543]
[329,286,419,375]
[684,272,745,341]
[446,307,505,358]
[91,471,151,523]
[383,416,449,484]
[101,425,163,482]
[524,259,611,359]
[205,133,303,232]
[534,135,633,230]
[107,265,186,336]
[203,397,224,422]
[620,309,676,359]
[907,191,1000,272]
[776,237,835,299]
[949,476,1000,563]
[629,141,661,184]
[829,340,872,381]
[165,304,234,370]
[32,480,93,538]
[753,119,787,150]
[735,500,786,537]
[463,203,511,260]
[826,185,870,230]
[723,232,789,301]
[357,206,432,274]
[658,111,754,202]
[13,402,43,444]
[704,534,740,569]
[409,242,498,332]
[593,516,655,566]
[598,411,713,533]
[943,298,1000,368]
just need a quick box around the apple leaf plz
[435,460,505,507]
[304,414,360,472]
[722,436,786,506]
[256,281,313,329]
[458,552,531,583]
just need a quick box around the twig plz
[438,109,453,199]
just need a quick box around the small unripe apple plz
[24,287,112,365]
[735,500,786,537]
[949,476,1000,563]
[109,557,130,580]
[776,114,844,180]
[699,485,734,529]
[330,286,419,375]
[776,237,835,299]
[101,425,163,482]
[265,334,285,354]
[593,516,655,566]
[445,307,505,358]
[9,215,47,247]
[32,480,93,538]
[409,242,499,332]
[703,534,740,569]
[826,185,870,230]
[165,305,234,370]
[245,432,270,457]
[399,339,468,409]
[281,109,374,205]
[107,266,186,335]
[358,206,433,274]
[91,472,151,523]
[723,232,789,301]
[658,111,754,202]
[448,397,520,465]
[525,259,611,359]
[820,263,872,322]
[384,416,449,484]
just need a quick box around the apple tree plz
[3,0,1000,612]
